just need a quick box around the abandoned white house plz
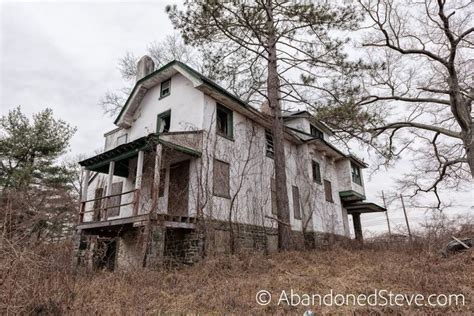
[75,56,386,269]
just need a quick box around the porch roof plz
[345,202,386,214]
[78,133,201,175]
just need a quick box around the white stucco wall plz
[83,71,360,238]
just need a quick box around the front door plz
[168,160,189,216]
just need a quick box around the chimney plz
[260,100,272,115]
[136,55,155,82]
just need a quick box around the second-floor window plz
[324,179,333,203]
[216,104,233,139]
[310,124,324,139]
[265,129,274,158]
[351,162,362,185]
[157,110,171,133]
[312,161,321,183]
[160,79,171,98]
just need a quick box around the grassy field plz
[1,236,473,314]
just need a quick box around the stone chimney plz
[260,100,272,115]
[136,55,155,82]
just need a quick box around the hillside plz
[2,238,472,314]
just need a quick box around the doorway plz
[168,160,189,216]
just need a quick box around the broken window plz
[351,162,362,185]
[310,124,324,139]
[157,110,171,133]
[213,159,230,198]
[312,160,321,183]
[324,179,333,203]
[160,79,171,98]
[93,187,104,221]
[265,129,274,158]
[216,104,233,139]
[292,186,301,220]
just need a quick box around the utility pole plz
[382,191,391,237]
[399,194,412,242]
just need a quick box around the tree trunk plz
[266,0,292,250]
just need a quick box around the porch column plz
[105,161,115,218]
[135,150,145,189]
[152,144,163,206]
[79,168,90,223]
[133,150,145,215]
[352,213,363,242]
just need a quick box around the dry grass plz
[1,236,473,315]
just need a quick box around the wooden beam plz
[352,213,363,242]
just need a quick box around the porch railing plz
[79,189,139,223]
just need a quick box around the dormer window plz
[310,124,323,139]
[351,162,362,185]
[160,79,171,98]
[157,110,171,133]
[216,104,233,139]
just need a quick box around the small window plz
[157,110,171,133]
[271,178,277,215]
[116,134,127,146]
[324,179,333,203]
[292,186,301,220]
[312,161,321,183]
[265,129,274,158]
[351,162,362,185]
[310,124,324,139]
[216,104,233,139]
[213,159,230,198]
[160,79,171,98]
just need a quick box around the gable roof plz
[114,60,253,127]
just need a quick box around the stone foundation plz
[75,220,349,271]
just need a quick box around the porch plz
[345,202,386,242]
[77,131,203,226]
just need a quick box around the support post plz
[133,150,145,216]
[79,168,90,223]
[382,191,391,237]
[400,194,412,242]
[352,213,363,242]
[105,161,115,219]
[142,143,163,268]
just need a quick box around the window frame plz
[312,160,321,184]
[324,179,334,203]
[116,134,127,146]
[310,124,324,139]
[351,162,362,186]
[156,110,171,133]
[160,79,171,98]
[216,104,234,140]
[213,159,230,198]
[292,185,301,220]
[265,129,274,158]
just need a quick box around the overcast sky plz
[1,0,471,237]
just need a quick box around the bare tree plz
[318,0,472,209]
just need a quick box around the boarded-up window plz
[292,186,301,219]
[158,168,166,197]
[107,182,123,217]
[324,179,333,203]
[271,178,277,215]
[213,159,230,198]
